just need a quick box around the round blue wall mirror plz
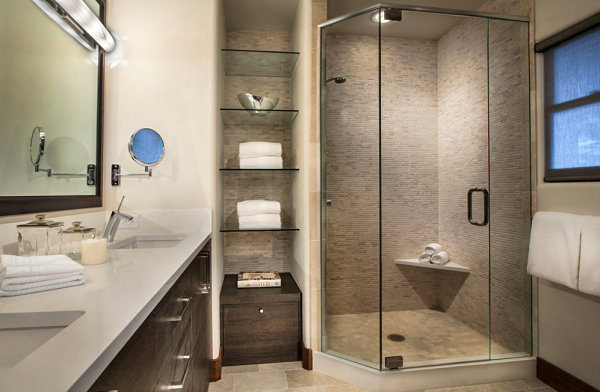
[128,128,165,167]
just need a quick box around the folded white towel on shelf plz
[239,156,283,169]
[1,254,84,278]
[579,215,600,297]
[424,243,443,255]
[238,214,282,229]
[239,142,282,159]
[237,200,281,217]
[526,211,586,290]
[0,276,85,297]
[431,251,450,265]
[418,252,431,264]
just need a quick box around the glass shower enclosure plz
[320,5,531,370]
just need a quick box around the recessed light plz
[371,10,390,24]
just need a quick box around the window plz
[539,19,600,181]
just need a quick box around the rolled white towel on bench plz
[240,156,283,169]
[418,252,431,264]
[424,243,442,255]
[237,200,281,217]
[431,251,450,265]
[238,214,281,229]
[239,142,282,159]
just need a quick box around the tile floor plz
[326,309,515,366]
[208,361,556,392]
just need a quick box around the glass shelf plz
[221,109,298,126]
[394,259,470,273]
[222,49,299,78]
[221,223,299,233]
[220,168,299,172]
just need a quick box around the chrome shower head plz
[326,77,346,84]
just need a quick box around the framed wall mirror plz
[0,0,105,216]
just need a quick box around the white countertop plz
[0,210,212,392]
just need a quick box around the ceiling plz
[325,0,489,39]
[224,0,299,31]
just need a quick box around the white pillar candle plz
[81,237,107,265]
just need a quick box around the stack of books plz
[237,271,281,288]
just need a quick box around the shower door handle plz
[467,188,489,226]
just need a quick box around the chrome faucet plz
[104,196,133,243]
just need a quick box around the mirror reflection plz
[0,0,101,197]
[129,128,165,167]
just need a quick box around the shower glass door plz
[321,5,532,371]
[380,11,492,367]
[320,11,381,369]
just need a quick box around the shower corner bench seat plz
[395,259,471,273]
[220,273,302,366]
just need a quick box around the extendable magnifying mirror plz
[29,126,96,184]
[112,128,165,186]
[29,126,46,172]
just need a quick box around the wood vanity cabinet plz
[220,273,301,366]
[88,240,211,392]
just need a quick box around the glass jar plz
[60,221,96,261]
[17,214,64,256]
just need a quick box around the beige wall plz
[535,0,600,387]
[104,0,222,356]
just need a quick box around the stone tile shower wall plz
[325,34,440,315]
[324,12,530,354]
[223,29,294,274]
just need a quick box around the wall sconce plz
[31,0,116,53]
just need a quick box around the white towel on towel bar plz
[579,215,600,297]
[239,156,283,169]
[431,251,450,265]
[1,254,84,278]
[424,243,442,255]
[238,214,282,229]
[239,142,282,159]
[418,252,431,264]
[526,211,586,290]
[237,200,281,217]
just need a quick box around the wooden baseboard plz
[301,342,313,370]
[537,357,599,392]
[210,347,223,382]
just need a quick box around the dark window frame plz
[536,12,600,182]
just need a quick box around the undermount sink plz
[108,234,187,249]
[0,310,84,368]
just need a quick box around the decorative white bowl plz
[238,93,279,115]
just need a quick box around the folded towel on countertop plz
[1,254,84,278]
[238,214,281,230]
[579,215,600,297]
[239,142,282,159]
[424,243,443,255]
[240,156,283,169]
[418,252,431,264]
[0,276,85,297]
[237,200,281,217]
[526,211,586,291]
[431,251,450,265]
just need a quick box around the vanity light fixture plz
[31,0,116,53]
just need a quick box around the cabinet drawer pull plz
[166,354,192,390]
[167,297,192,322]
[259,307,264,314]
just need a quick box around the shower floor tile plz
[325,309,511,367]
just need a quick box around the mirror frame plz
[0,0,105,216]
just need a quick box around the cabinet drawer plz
[222,302,299,365]
[156,314,194,392]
